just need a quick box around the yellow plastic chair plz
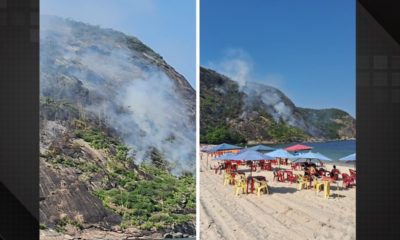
[313,176,324,194]
[234,179,247,196]
[223,173,231,186]
[256,181,269,196]
[323,181,331,199]
[297,174,309,190]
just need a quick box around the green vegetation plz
[44,118,195,232]
[267,123,308,143]
[54,216,84,233]
[200,67,245,142]
[201,125,246,144]
[298,108,353,139]
[75,128,113,150]
[94,165,195,230]
[39,224,47,230]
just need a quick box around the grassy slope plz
[41,99,195,232]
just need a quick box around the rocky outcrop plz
[39,161,121,228]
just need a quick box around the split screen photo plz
[38,0,355,239]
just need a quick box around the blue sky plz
[41,0,196,88]
[201,0,355,117]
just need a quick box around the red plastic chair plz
[291,163,296,170]
[264,162,272,171]
[276,171,285,182]
[342,173,355,188]
[252,164,257,171]
[259,160,265,167]
[286,171,297,184]
[349,169,356,181]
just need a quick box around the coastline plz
[245,138,356,146]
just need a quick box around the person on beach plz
[309,165,317,176]
[330,165,340,180]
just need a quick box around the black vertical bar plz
[0,0,39,239]
[357,1,400,239]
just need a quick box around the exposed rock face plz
[200,67,356,143]
[39,161,121,228]
[39,120,120,228]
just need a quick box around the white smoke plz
[40,16,195,174]
[207,49,314,133]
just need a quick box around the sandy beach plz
[200,151,356,240]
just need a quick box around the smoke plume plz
[40,16,195,174]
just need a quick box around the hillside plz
[200,67,355,144]
[40,16,195,238]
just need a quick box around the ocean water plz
[270,140,356,164]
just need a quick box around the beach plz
[200,151,356,240]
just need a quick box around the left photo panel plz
[39,1,196,239]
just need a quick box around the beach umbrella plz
[231,150,272,161]
[230,150,273,176]
[265,149,296,159]
[206,143,242,153]
[265,149,296,170]
[293,151,332,167]
[248,144,275,152]
[213,153,236,161]
[201,145,214,152]
[285,144,313,152]
[295,151,332,161]
[339,153,356,162]
[206,143,242,169]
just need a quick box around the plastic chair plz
[297,174,309,190]
[256,181,269,196]
[323,181,331,198]
[313,176,324,194]
[342,173,355,188]
[349,169,356,182]
[286,171,297,184]
[277,171,285,182]
[234,179,247,196]
[223,173,233,186]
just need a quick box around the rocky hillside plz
[40,16,195,238]
[200,67,355,144]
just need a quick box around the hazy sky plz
[41,0,196,88]
[201,0,355,117]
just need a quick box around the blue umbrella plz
[265,149,296,159]
[339,153,356,161]
[231,150,273,161]
[248,144,275,152]
[207,143,242,153]
[292,152,331,169]
[294,151,332,162]
[230,150,273,176]
[213,153,236,161]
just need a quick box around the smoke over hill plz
[40,16,195,173]
[200,67,355,144]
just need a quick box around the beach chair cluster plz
[295,168,357,199]
[220,163,356,199]
[222,172,270,197]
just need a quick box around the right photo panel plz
[200,1,356,240]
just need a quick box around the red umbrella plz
[285,144,313,152]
